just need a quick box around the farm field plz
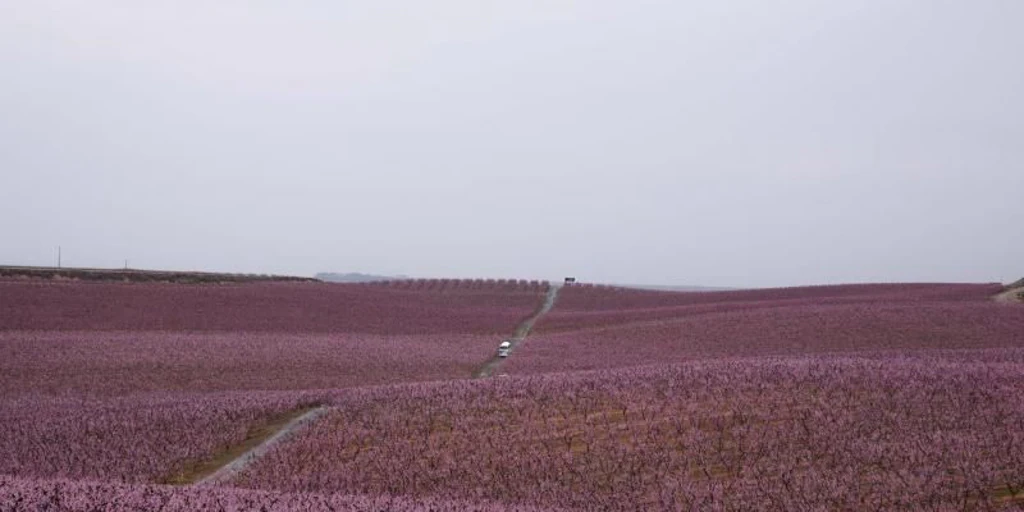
[505,283,1024,374]
[0,276,552,510]
[535,282,1002,332]
[1,276,1023,510]
[231,354,1024,510]
[0,391,323,484]
[0,279,545,334]
[0,331,504,395]
[0,265,319,284]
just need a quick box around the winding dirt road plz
[475,284,560,378]
[188,283,561,484]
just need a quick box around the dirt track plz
[995,287,1024,303]
[188,283,560,484]
[196,406,328,486]
[475,284,561,378]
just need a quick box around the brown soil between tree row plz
[993,486,1024,504]
[994,286,1024,303]
[158,406,319,485]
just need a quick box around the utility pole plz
[58,246,61,269]
[124,259,129,270]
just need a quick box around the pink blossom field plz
[0,331,497,395]
[0,279,544,334]
[231,354,1024,510]
[2,278,1023,510]
[0,391,323,484]
[507,289,1024,374]
[537,282,1003,332]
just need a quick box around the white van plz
[498,340,512,357]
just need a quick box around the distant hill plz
[315,272,408,283]
[0,265,316,284]
[614,283,735,292]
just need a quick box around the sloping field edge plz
[158,406,328,486]
[195,406,329,486]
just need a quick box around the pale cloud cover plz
[1,1,1021,287]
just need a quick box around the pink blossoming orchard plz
[1,276,1023,510]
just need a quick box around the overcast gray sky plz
[1,1,1021,288]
